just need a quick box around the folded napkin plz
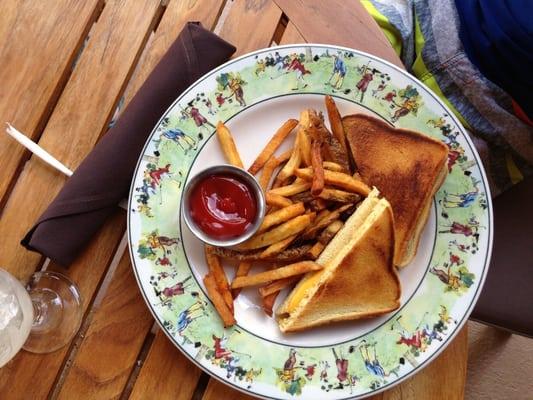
[21,22,236,266]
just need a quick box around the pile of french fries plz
[202,96,371,327]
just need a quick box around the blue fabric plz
[455,0,533,119]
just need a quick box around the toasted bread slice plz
[343,114,448,267]
[277,189,401,333]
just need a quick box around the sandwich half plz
[277,189,401,333]
[343,114,448,267]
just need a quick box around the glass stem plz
[31,299,44,327]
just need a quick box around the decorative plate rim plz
[127,43,494,399]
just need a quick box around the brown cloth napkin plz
[21,22,236,267]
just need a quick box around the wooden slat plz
[0,0,161,281]
[123,0,226,106]
[55,251,153,400]
[129,330,203,400]
[202,379,254,400]
[0,212,126,399]
[279,21,306,44]
[202,6,466,400]
[0,0,161,398]
[116,1,228,398]
[273,0,403,67]
[0,0,103,207]
[218,0,283,56]
[198,4,305,399]
[127,2,287,397]
[368,327,468,400]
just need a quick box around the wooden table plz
[0,1,467,399]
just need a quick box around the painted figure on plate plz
[216,72,247,107]
[358,341,397,380]
[442,177,480,208]
[390,84,422,122]
[159,128,197,153]
[355,63,374,102]
[328,52,347,90]
[275,348,307,396]
[288,53,311,90]
[176,299,208,338]
[430,252,475,292]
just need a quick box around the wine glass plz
[0,268,82,367]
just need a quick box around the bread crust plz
[343,114,448,267]
[278,197,401,333]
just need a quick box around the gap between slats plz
[48,234,129,399]
[0,1,168,398]
[119,323,157,400]
[0,0,105,212]
[46,0,228,398]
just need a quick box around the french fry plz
[307,241,325,259]
[295,167,371,195]
[259,276,300,297]
[308,198,329,211]
[314,208,332,224]
[325,95,348,154]
[259,155,279,191]
[324,134,351,172]
[268,181,311,197]
[259,234,297,259]
[310,139,325,196]
[318,219,344,245]
[275,175,303,189]
[271,167,288,189]
[271,175,290,189]
[323,161,344,172]
[298,127,312,167]
[261,291,279,317]
[258,203,305,233]
[232,261,253,298]
[299,109,311,128]
[290,190,313,203]
[237,213,315,250]
[303,107,350,172]
[277,131,302,182]
[205,246,233,312]
[278,148,293,163]
[265,192,293,208]
[302,204,352,240]
[260,148,293,191]
[204,274,236,327]
[212,244,312,262]
[249,119,298,175]
[231,261,323,288]
[216,121,243,168]
[318,188,361,203]
[305,112,332,148]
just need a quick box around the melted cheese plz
[286,270,323,312]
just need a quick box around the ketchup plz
[189,173,257,239]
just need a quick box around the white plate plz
[128,45,492,399]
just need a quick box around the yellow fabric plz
[360,2,472,130]
[505,152,524,184]
[360,1,527,188]
[361,1,403,57]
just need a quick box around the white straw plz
[5,123,128,211]
[6,123,73,177]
